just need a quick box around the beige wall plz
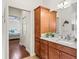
[8,0,43,11]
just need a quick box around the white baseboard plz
[19,42,35,57]
[25,47,30,54]
[30,52,36,56]
[25,48,36,56]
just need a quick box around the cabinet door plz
[60,52,76,59]
[41,8,50,33]
[41,40,48,59]
[49,46,59,59]
[41,49,48,59]
[49,11,56,32]
[35,40,40,57]
[34,8,40,38]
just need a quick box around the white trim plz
[30,52,36,56]
[25,48,30,55]
[19,43,36,56]
[25,47,35,56]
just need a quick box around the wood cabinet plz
[34,6,41,58]
[60,52,76,59]
[35,38,76,59]
[34,6,76,59]
[49,47,60,59]
[49,11,56,32]
[41,7,57,33]
[49,42,60,59]
[49,41,76,59]
[34,6,56,58]
[34,7,41,38]
[41,7,50,33]
[40,40,49,59]
[35,40,40,57]
[34,6,56,34]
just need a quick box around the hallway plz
[9,39,30,59]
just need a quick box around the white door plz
[20,11,31,52]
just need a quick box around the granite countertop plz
[40,37,77,49]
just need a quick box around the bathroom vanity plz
[35,36,76,59]
[40,39,76,59]
[34,6,77,59]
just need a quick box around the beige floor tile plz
[23,56,39,59]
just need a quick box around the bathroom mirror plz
[57,2,77,39]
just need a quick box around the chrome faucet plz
[65,34,71,41]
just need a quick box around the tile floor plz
[23,56,39,59]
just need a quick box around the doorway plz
[8,6,30,59]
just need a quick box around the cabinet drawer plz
[41,39,48,45]
[49,41,59,49]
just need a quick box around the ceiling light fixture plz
[57,0,71,9]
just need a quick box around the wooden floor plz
[9,39,30,59]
